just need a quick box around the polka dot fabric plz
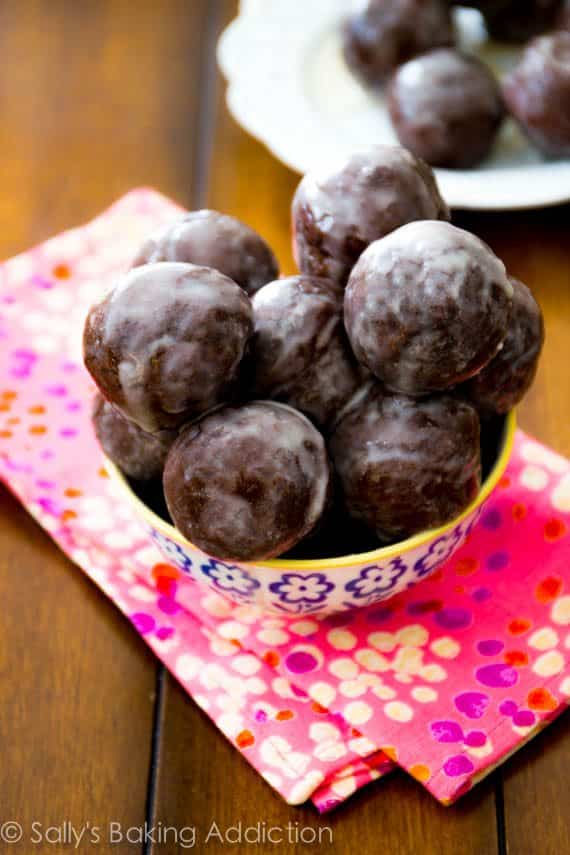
[1,191,569,812]
[193,439,570,807]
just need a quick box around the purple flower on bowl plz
[200,559,260,596]
[150,530,194,574]
[345,558,407,599]
[269,572,334,605]
[414,529,459,578]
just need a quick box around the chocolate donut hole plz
[132,210,278,297]
[388,49,504,169]
[162,402,332,561]
[342,0,454,87]
[83,262,253,433]
[344,220,513,396]
[250,275,365,429]
[292,145,449,289]
[503,32,570,158]
[329,387,482,542]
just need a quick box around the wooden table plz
[1,2,569,853]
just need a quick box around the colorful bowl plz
[106,410,516,616]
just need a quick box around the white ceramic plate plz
[218,0,570,210]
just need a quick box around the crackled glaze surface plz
[388,49,505,169]
[329,388,481,542]
[251,275,364,428]
[163,402,332,561]
[344,221,512,395]
[503,32,570,158]
[466,276,545,414]
[132,209,278,296]
[292,146,448,288]
[83,261,253,433]
[342,0,454,86]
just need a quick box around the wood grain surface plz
[1,1,568,853]
[0,1,207,852]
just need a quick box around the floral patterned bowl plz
[106,411,515,616]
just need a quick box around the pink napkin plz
[1,190,569,811]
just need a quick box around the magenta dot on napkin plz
[435,607,472,630]
[430,720,464,743]
[454,691,490,719]
[285,651,319,674]
[476,663,519,688]
[130,612,155,635]
[481,509,502,530]
[156,626,174,641]
[464,730,486,747]
[472,586,492,602]
[477,639,504,656]
[60,427,78,438]
[513,709,535,727]
[487,551,510,571]
[499,700,518,716]
[45,384,68,397]
[443,755,475,777]
[157,596,179,616]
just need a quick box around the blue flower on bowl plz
[413,531,458,578]
[345,558,407,600]
[269,572,335,605]
[150,530,194,575]
[200,558,261,598]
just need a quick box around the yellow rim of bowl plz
[104,409,516,571]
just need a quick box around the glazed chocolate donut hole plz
[388,49,505,168]
[251,275,365,429]
[342,0,455,87]
[132,210,278,297]
[329,386,482,542]
[83,262,253,434]
[162,402,332,561]
[292,145,449,289]
[344,220,513,396]
[503,32,570,158]
[92,394,176,481]
[465,276,544,414]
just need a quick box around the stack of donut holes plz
[84,145,544,562]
